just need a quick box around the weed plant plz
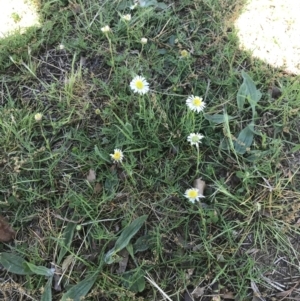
[0,0,300,300]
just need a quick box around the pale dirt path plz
[235,0,300,74]
[1,0,300,75]
[0,0,40,38]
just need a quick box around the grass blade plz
[234,123,255,154]
[0,253,32,275]
[105,215,148,264]
[115,215,148,251]
[24,262,55,277]
[204,113,235,124]
[61,273,98,301]
[57,221,77,265]
[41,277,53,301]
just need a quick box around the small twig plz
[276,280,300,301]
[52,214,83,224]
[204,79,210,103]
[261,275,285,292]
[153,18,171,39]
[145,273,173,301]
[251,281,266,301]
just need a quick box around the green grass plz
[1,0,300,300]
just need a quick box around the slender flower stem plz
[139,44,145,63]
[196,144,200,175]
[106,34,115,70]
[126,24,130,49]
[40,125,51,151]
[138,95,146,117]
[192,111,195,129]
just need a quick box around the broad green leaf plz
[61,273,97,301]
[104,174,119,192]
[104,249,121,265]
[133,234,153,253]
[24,262,55,277]
[0,253,32,275]
[126,243,134,259]
[234,123,255,154]
[241,71,261,103]
[41,277,53,301]
[236,82,247,111]
[237,71,262,111]
[204,113,235,124]
[57,222,77,265]
[104,215,148,264]
[94,145,110,163]
[114,215,148,252]
[122,269,145,293]
[250,89,262,105]
[242,72,256,101]
[169,35,176,46]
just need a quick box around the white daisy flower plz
[184,188,204,203]
[34,113,43,122]
[101,25,110,33]
[141,37,148,44]
[122,14,131,21]
[110,149,124,163]
[187,133,204,146]
[130,76,149,94]
[186,95,206,113]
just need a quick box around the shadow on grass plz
[0,0,71,70]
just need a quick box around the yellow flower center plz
[113,152,121,160]
[191,136,199,143]
[35,113,42,121]
[192,97,202,107]
[188,190,198,198]
[135,80,144,90]
[181,50,189,57]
